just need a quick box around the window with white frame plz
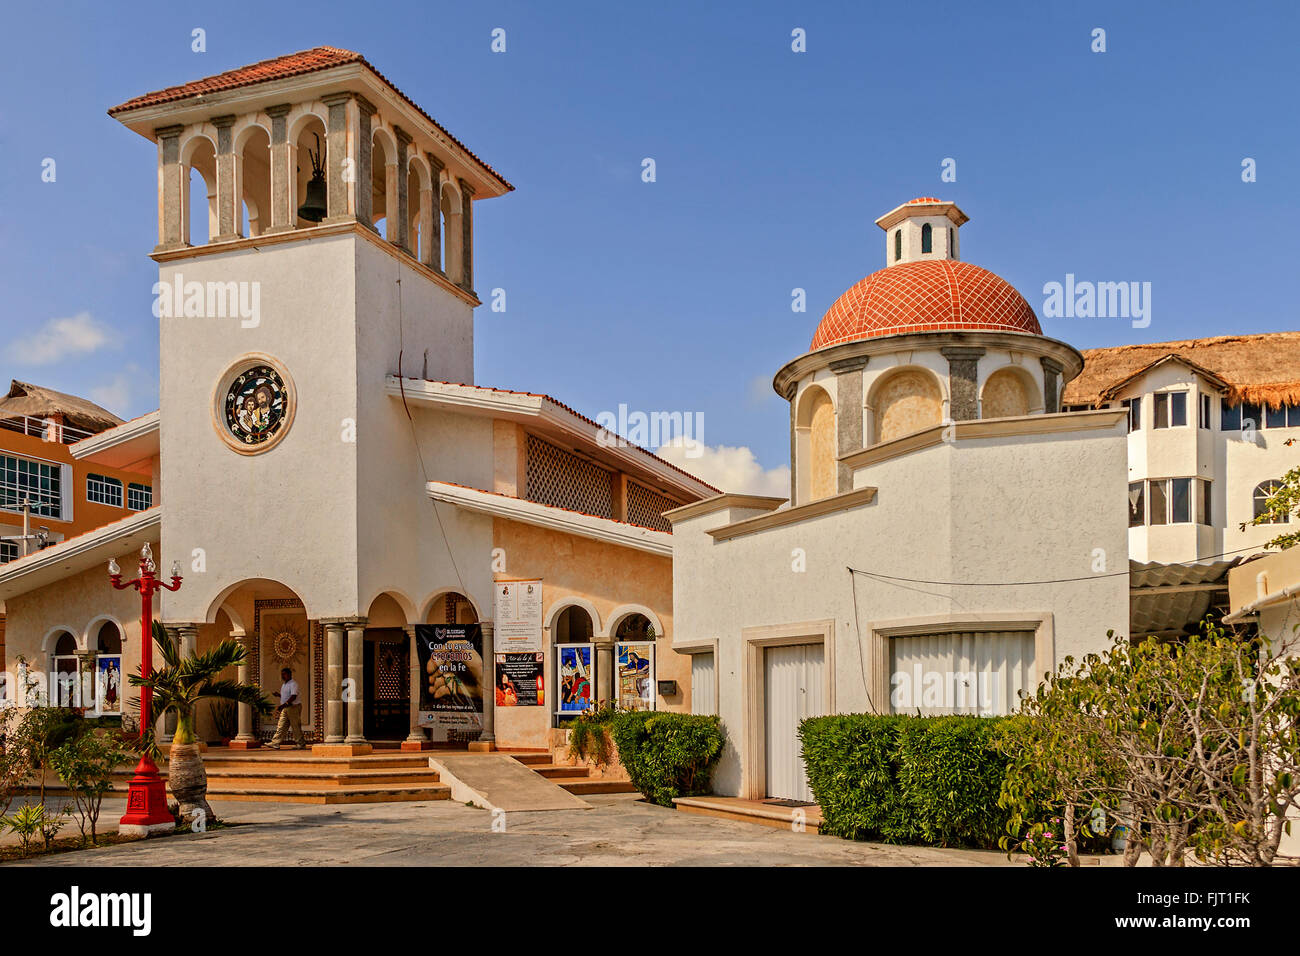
[889,630,1035,716]
[0,539,18,563]
[1222,402,1300,431]
[86,473,123,507]
[127,482,153,511]
[1254,480,1289,524]
[1121,397,1141,432]
[1199,393,1212,429]
[1153,391,1187,428]
[1130,477,1212,526]
[0,454,62,519]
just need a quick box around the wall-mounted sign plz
[615,642,656,711]
[494,579,543,653]
[556,643,594,715]
[415,624,484,743]
[95,655,122,715]
[496,653,544,707]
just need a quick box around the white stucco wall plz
[670,415,1129,797]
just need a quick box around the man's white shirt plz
[279,678,300,706]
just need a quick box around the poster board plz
[556,643,595,716]
[493,580,544,653]
[495,652,544,707]
[615,642,656,711]
[415,624,484,743]
[95,655,122,715]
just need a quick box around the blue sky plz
[1,0,1296,491]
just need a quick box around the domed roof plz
[810,259,1042,350]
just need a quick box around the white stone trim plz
[426,481,674,557]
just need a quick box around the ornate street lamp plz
[109,543,182,837]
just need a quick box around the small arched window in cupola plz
[894,229,902,261]
[921,222,933,254]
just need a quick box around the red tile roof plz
[906,196,942,204]
[811,259,1042,350]
[108,46,512,191]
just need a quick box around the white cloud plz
[656,438,790,499]
[89,373,133,417]
[7,312,112,365]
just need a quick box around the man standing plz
[266,666,307,750]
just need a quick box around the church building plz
[0,48,715,756]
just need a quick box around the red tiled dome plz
[810,259,1041,350]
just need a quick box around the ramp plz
[429,753,592,811]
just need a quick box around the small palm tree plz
[130,621,271,823]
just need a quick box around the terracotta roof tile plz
[810,259,1041,350]
[108,46,512,191]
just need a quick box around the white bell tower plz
[108,48,512,626]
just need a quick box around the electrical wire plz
[848,542,1267,588]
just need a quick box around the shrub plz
[800,713,1016,849]
[608,711,724,806]
[799,714,915,842]
[895,715,1012,848]
[50,729,130,845]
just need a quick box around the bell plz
[297,132,328,223]
[297,171,328,222]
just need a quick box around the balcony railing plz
[0,415,97,445]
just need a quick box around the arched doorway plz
[92,621,123,716]
[364,592,412,741]
[612,613,656,711]
[50,631,79,708]
[552,604,595,725]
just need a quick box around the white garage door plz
[764,643,824,802]
[889,630,1035,716]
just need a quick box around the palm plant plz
[130,621,271,823]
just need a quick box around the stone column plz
[265,104,295,234]
[231,631,259,749]
[393,126,412,252]
[212,115,240,241]
[595,640,614,708]
[941,347,986,421]
[469,622,496,751]
[344,620,370,751]
[457,177,475,293]
[830,356,868,493]
[322,93,375,227]
[323,621,346,744]
[426,154,444,273]
[177,623,199,659]
[1041,357,1063,413]
[154,125,187,252]
[73,649,97,712]
[402,624,428,750]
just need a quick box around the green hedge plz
[799,713,1015,848]
[569,709,725,807]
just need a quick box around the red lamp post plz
[109,543,182,837]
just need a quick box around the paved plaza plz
[7,794,1013,867]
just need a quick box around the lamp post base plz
[118,754,175,838]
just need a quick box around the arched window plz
[894,229,902,261]
[1254,480,1290,523]
[921,222,933,254]
[872,370,943,444]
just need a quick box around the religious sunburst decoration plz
[270,623,305,663]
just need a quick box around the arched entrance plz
[552,604,595,725]
[364,592,412,741]
[207,578,318,745]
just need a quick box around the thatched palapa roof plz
[1062,332,1300,409]
[0,380,123,434]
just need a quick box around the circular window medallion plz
[213,355,296,454]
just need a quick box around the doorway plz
[763,643,824,802]
[363,628,410,740]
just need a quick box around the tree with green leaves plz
[130,621,270,824]
[50,729,132,845]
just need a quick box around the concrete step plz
[528,764,590,779]
[202,755,432,772]
[504,752,553,766]
[204,769,442,788]
[206,783,452,805]
[559,779,639,795]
